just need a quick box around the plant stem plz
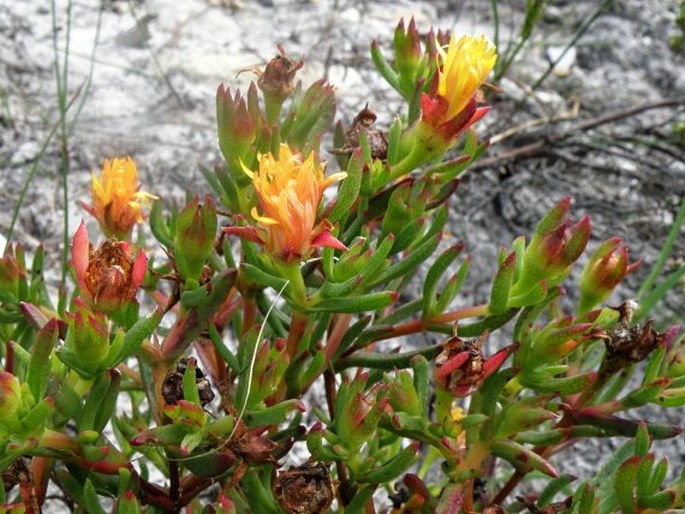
[51,0,73,283]
[324,313,352,365]
[169,459,180,504]
[370,304,489,343]
[336,342,445,371]
[324,369,354,505]
[530,0,613,92]
[285,312,308,359]
[637,194,685,300]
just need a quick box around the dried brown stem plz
[475,98,685,170]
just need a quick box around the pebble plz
[546,45,577,77]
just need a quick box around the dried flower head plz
[256,45,304,102]
[272,462,334,514]
[597,300,664,376]
[72,221,147,314]
[161,358,215,407]
[435,333,512,397]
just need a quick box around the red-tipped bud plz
[579,238,640,313]
[174,195,217,284]
[664,328,685,378]
[386,370,422,417]
[535,197,571,237]
[217,84,257,168]
[0,372,23,433]
[393,17,422,79]
[65,298,110,375]
[0,244,25,301]
[512,199,590,300]
[336,377,389,452]
[563,216,591,265]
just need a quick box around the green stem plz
[52,0,73,283]
[263,93,284,125]
[335,342,444,371]
[530,0,612,92]
[637,194,685,299]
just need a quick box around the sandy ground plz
[1,0,684,506]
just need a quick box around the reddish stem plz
[375,304,490,342]
[285,312,308,360]
[5,340,14,374]
[242,296,257,336]
[324,314,352,364]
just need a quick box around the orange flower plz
[420,34,496,142]
[224,144,346,262]
[81,157,157,239]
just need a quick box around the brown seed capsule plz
[230,433,278,464]
[257,44,304,101]
[339,105,388,160]
[161,358,215,407]
[598,300,663,376]
[273,462,334,514]
[516,495,572,514]
[1,458,27,493]
[436,335,485,393]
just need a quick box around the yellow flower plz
[413,34,496,150]
[436,34,497,121]
[226,144,346,262]
[81,157,157,239]
[451,405,464,422]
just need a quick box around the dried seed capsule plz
[161,358,215,407]
[272,462,334,514]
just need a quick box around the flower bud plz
[511,199,590,300]
[0,372,24,433]
[217,84,257,171]
[393,18,422,82]
[386,370,422,417]
[520,316,594,367]
[0,245,24,302]
[579,238,640,313]
[336,374,389,452]
[164,399,207,429]
[64,299,110,375]
[287,80,336,150]
[496,400,558,438]
[233,338,290,408]
[174,195,217,284]
[71,222,147,315]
